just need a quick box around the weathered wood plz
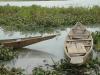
[70,56,84,64]
[64,22,93,65]
[0,35,56,48]
[67,43,86,54]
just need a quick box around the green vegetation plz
[0,5,100,33]
[0,58,99,75]
[0,47,17,61]
[0,5,100,75]
[32,59,100,75]
[0,64,24,75]
[92,31,100,52]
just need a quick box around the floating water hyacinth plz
[92,31,100,52]
[0,5,99,33]
[0,47,17,61]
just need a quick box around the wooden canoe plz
[0,35,56,49]
[64,22,93,65]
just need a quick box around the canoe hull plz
[0,35,56,49]
[64,48,93,65]
[64,22,93,65]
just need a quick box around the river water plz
[0,26,100,74]
[0,0,100,7]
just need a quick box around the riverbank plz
[0,58,99,75]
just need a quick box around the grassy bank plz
[0,5,100,32]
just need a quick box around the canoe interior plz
[65,22,93,64]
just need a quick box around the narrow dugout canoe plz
[64,22,93,65]
[0,35,56,49]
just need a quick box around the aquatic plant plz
[0,58,99,75]
[0,5,100,33]
[32,59,100,75]
[92,31,100,52]
[0,64,25,75]
[0,46,17,61]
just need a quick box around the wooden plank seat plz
[66,43,86,57]
[66,39,91,42]
[68,34,90,39]
[66,40,75,42]
[70,56,84,64]
[84,45,91,47]
[69,34,89,36]
[72,36,89,39]
[72,29,86,32]
[72,29,86,34]
[79,39,91,41]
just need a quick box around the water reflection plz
[0,48,56,74]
